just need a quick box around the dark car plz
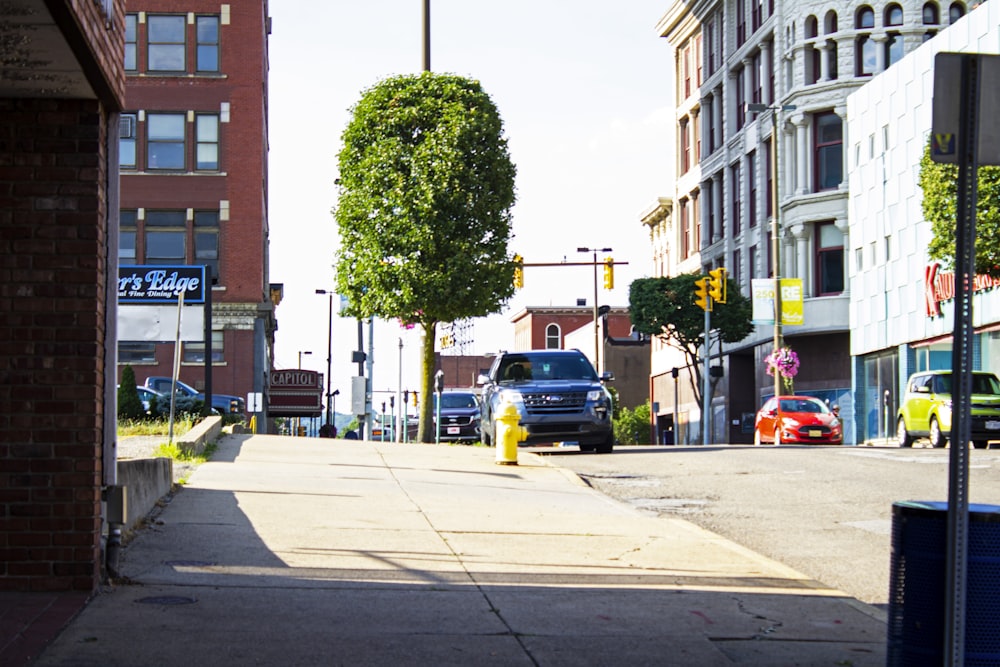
[897,370,1000,448]
[478,349,614,453]
[754,395,843,445]
[143,376,245,416]
[434,390,481,442]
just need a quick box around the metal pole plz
[398,338,403,443]
[422,0,430,71]
[325,293,332,426]
[771,106,783,447]
[702,305,711,446]
[592,250,599,370]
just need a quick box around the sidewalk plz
[12,434,886,666]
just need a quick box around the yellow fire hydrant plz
[495,400,527,465]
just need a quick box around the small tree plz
[919,140,1000,279]
[614,401,652,445]
[629,272,754,408]
[335,72,517,442]
[117,365,145,420]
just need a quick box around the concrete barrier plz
[175,415,222,456]
[116,458,172,532]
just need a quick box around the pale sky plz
[267,0,674,398]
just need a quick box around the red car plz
[754,395,843,445]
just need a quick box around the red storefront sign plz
[924,261,1000,317]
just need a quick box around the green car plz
[896,370,1000,448]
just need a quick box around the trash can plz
[887,501,1000,666]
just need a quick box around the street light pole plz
[577,246,612,372]
[748,102,795,446]
[315,289,334,427]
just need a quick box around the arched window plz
[824,11,838,33]
[856,6,875,29]
[814,112,843,191]
[855,7,876,77]
[805,16,819,84]
[922,1,939,24]
[545,324,561,349]
[949,2,966,24]
[885,4,904,26]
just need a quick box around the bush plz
[117,365,146,421]
[614,401,652,445]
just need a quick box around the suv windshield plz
[497,352,597,382]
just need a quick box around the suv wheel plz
[897,417,914,448]
[595,433,614,454]
[929,417,948,448]
[481,422,492,447]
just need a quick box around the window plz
[705,178,715,242]
[752,0,763,31]
[730,163,741,235]
[545,324,561,349]
[194,211,220,281]
[196,16,220,72]
[145,210,186,264]
[923,2,940,23]
[752,51,762,104]
[120,114,137,169]
[119,342,156,364]
[682,43,692,99]
[705,18,715,75]
[680,117,690,174]
[856,6,876,76]
[705,96,715,154]
[814,112,843,191]
[735,65,746,130]
[120,210,137,262]
[124,14,138,71]
[885,4,904,67]
[886,4,904,25]
[693,112,701,163]
[680,198,690,259]
[183,330,225,363]
[765,138,773,217]
[750,244,758,279]
[949,2,966,24]
[816,222,844,295]
[748,151,757,228]
[195,114,220,170]
[147,15,186,72]
[805,16,819,85]
[737,0,746,46]
[146,113,186,170]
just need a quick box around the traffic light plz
[603,256,614,290]
[513,254,524,288]
[412,391,418,407]
[708,267,727,303]
[694,277,712,311]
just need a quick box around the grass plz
[117,416,196,438]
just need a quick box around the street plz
[543,444,1000,608]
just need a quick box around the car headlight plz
[497,389,524,407]
[587,389,605,402]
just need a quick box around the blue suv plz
[478,349,614,453]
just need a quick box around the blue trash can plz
[887,501,1000,666]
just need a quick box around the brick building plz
[115,1,275,415]
[0,0,125,592]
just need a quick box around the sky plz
[267,0,675,399]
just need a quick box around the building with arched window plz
[655,0,971,444]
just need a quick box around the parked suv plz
[897,370,1000,448]
[434,390,481,443]
[478,349,614,453]
[143,376,246,416]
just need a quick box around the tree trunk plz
[417,321,438,442]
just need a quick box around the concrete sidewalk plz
[28,434,886,666]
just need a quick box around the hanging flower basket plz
[765,347,799,392]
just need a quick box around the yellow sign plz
[751,278,804,325]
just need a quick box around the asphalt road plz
[541,444,1000,610]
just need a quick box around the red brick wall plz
[0,99,111,592]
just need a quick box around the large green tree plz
[335,72,517,442]
[629,273,754,406]
[919,140,1000,279]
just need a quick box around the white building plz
[651,0,975,444]
[847,0,999,444]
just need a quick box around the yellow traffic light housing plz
[708,267,727,303]
[513,254,524,289]
[603,256,614,290]
[694,277,712,311]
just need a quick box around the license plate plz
[447,426,460,434]
[987,420,1000,430]
[808,429,822,438]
